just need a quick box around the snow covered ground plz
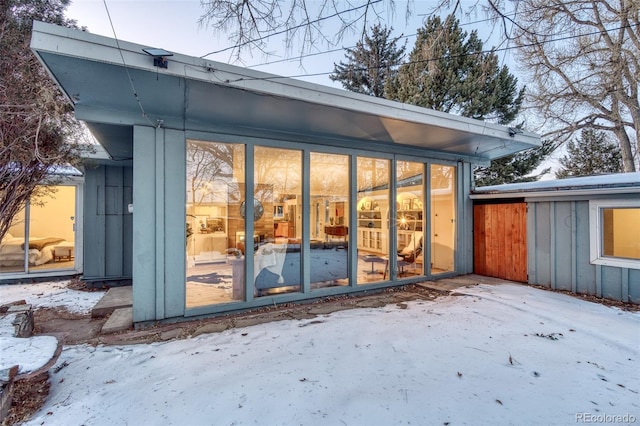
[0,280,104,314]
[1,281,639,426]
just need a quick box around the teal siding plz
[133,126,157,322]
[132,126,186,322]
[459,162,474,274]
[575,201,596,295]
[83,165,133,281]
[528,199,639,303]
[601,267,623,301]
[630,270,640,301]
[553,202,573,291]
[163,129,187,318]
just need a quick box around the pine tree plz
[556,130,623,179]
[475,140,558,186]
[329,24,405,98]
[382,14,551,185]
[385,15,523,124]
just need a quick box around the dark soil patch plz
[529,284,640,312]
[33,308,107,345]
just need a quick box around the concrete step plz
[92,286,132,318]
[101,307,133,334]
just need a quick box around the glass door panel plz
[185,140,245,307]
[1,206,27,274]
[310,152,349,290]
[254,146,302,297]
[396,161,424,278]
[356,157,390,284]
[0,185,76,274]
[430,164,456,274]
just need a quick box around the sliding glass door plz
[430,164,456,274]
[0,185,78,275]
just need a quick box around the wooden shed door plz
[474,202,527,282]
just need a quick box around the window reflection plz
[431,165,456,274]
[356,157,390,284]
[396,161,424,278]
[253,146,302,296]
[185,140,245,307]
[0,186,76,274]
[184,140,459,308]
[310,152,349,290]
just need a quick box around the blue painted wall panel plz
[534,202,552,287]
[601,267,623,301]
[82,165,133,280]
[553,202,573,291]
[629,270,640,303]
[162,129,186,318]
[528,198,638,303]
[132,125,157,322]
[132,126,186,322]
[460,162,474,274]
[574,201,596,295]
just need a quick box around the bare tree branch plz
[198,0,411,60]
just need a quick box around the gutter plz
[470,186,640,200]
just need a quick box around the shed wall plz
[527,200,639,303]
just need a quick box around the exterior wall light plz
[142,48,173,69]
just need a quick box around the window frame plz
[589,199,640,270]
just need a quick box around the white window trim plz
[589,199,640,270]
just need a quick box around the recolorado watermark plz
[576,413,637,424]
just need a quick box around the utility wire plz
[231,21,639,83]
[247,11,521,69]
[102,0,155,127]
[200,0,383,58]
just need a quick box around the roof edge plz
[30,21,540,153]
[471,173,640,199]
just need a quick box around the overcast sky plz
[64,0,519,88]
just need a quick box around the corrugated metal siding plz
[83,165,133,280]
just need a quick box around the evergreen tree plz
[383,14,551,185]
[330,24,405,98]
[475,140,558,187]
[385,15,524,124]
[555,130,623,179]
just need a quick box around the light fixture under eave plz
[508,127,524,137]
[142,48,173,69]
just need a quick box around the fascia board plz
[31,21,540,154]
[470,187,640,200]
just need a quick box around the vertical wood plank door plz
[474,202,527,282]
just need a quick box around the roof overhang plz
[30,21,540,164]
